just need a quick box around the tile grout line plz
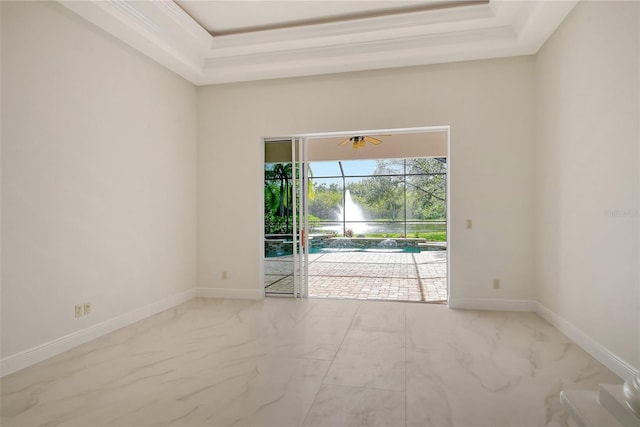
[404,301,408,427]
[300,299,363,426]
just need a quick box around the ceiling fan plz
[339,135,385,150]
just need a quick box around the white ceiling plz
[176,1,474,35]
[307,130,448,162]
[59,0,578,86]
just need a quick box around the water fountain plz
[336,190,368,235]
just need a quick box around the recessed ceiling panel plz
[176,0,476,35]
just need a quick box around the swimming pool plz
[309,238,420,254]
[265,236,425,257]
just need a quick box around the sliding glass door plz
[264,137,308,297]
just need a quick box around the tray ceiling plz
[176,1,479,35]
[59,0,577,85]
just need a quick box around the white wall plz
[1,1,198,358]
[197,57,536,304]
[535,1,639,369]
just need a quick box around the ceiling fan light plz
[343,135,385,149]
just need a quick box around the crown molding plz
[58,0,578,85]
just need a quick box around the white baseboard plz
[0,289,196,378]
[448,298,537,312]
[194,287,263,300]
[447,298,638,380]
[535,302,638,380]
[4,291,635,383]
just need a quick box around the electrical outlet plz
[75,305,83,318]
[465,219,473,229]
[84,302,92,315]
[493,279,500,289]
[222,271,228,280]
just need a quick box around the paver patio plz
[264,250,447,302]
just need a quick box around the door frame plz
[262,137,309,298]
[261,126,451,303]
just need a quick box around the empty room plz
[1,1,639,426]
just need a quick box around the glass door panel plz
[264,138,308,297]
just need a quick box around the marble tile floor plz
[1,297,621,427]
[264,251,447,302]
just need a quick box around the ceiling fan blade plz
[364,136,383,145]
[339,138,351,146]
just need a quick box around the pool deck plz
[264,250,447,302]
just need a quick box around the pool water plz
[265,237,427,257]
[309,246,418,254]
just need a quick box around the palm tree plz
[265,162,314,234]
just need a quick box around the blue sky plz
[309,160,378,178]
